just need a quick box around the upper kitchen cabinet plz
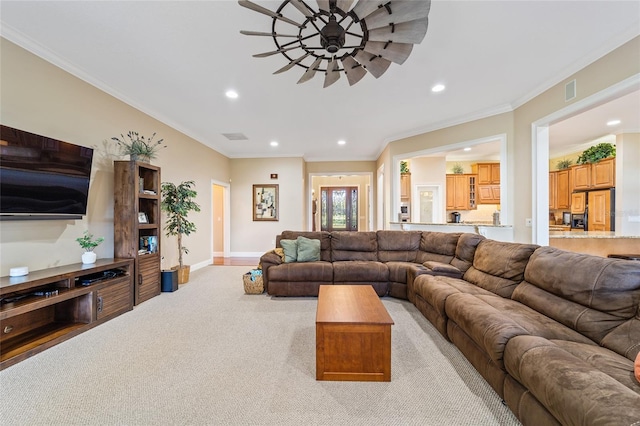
[400,173,411,201]
[446,174,476,210]
[473,163,500,204]
[571,158,615,191]
[550,169,570,210]
[473,163,500,185]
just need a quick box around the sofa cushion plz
[376,230,421,262]
[636,352,640,384]
[445,293,595,368]
[517,246,640,352]
[333,260,389,283]
[331,231,378,261]
[267,261,333,283]
[415,232,460,264]
[296,236,320,262]
[414,275,497,319]
[280,239,298,263]
[279,231,332,262]
[422,261,462,279]
[386,261,417,284]
[463,240,538,298]
[504,335,640,425]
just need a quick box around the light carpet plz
[0,266,521,425]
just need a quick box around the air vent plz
[565,79,576,102]
[222,133,248,141]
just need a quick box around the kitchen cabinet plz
[550,170,570,210]
[400,173,411,201]
[446,174,476,210]
[473,163,500,204]
[587,189,613,231]
[473,163,500,185]
[570,192,586,214]
[571,158,615,191]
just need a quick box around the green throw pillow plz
[296,236,321,262]
[280,239,298,263]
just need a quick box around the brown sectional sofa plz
[259,230,640,425]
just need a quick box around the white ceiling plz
[1,1,639,162]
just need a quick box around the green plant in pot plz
[161,180,201,284]
[556,159,573,170]
[111,131,166,163]
[452,163,464,174]
[400,161,410,174]
[76,231,104,264]
[577,143,616,164]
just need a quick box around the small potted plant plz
[76,231,104,264]
[452,163,464,174]
[556,159,573,170]
[161,180,201,284]
[577,142,616,164]
[111,131,166,163]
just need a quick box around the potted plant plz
[161,180,201,284]
[400,161,410,174]
[577,142,616,164]
[452,163,464,174]
[111,131,166,163]
[76,231,104,264]
[556,159,573,170]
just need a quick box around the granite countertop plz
[391,221,513,228]
[549,231,640,239]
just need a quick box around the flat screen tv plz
[0,125,94,220]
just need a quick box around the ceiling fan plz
[238,0,432,88]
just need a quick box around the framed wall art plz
[253,184,278,221]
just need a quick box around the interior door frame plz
[320,185,359,232]
[308,172,374,231]
[210,179,231,258]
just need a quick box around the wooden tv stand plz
[0,258,134,370]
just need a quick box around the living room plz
[1,1,640,424]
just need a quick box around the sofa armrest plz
[259,252,283,292]
[423,261,463,279]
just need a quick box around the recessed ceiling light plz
[607,119,621,126]
[463,147,471,151]
[270,141,278,147]
[338,140,346,145]
[225,90,238,99]
[431,84,445,93]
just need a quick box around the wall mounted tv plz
[0,125,94,220]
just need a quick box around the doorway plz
[415,185,441,223]
[211,181,230,261]
[321,186,358,231]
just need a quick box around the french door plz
[321,187,358,232]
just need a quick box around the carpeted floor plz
[0,266,521,425]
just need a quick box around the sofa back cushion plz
[277,231,331,262]
[450,233,485,273]
[515,246,640,360]
[376,230,421,262]
[463,239,538,298]
[415,232,461,264]
[331,231,378,261]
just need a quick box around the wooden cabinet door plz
[446,175,472,210]
[572,164,591,190]
[476,164,492,185]
[400,173,410,200]
[97,278,133,321]
[570,192,586,214]
[591,158,615,188]
[453,175,468,209]
[556,170,570,209]
[137,254,161,305]
[490,164,500,184]
[549,171,557,209]
[446,175,455,210]
[587,190,611,231]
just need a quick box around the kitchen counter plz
[389,222,514,242]
[549,231,640,239]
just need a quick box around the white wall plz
[230,158,305,256]
[616,132,640,235]
[409,156,447,222]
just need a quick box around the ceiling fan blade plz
[253,45,300,58]
[336,0,355,13]
[273,53,311,74]
[341,55,367,86]
[297,56,324,84]
[363,41,413,64]
[316,0,330,13]
[240,30,299,38]
[364,0,431,30]
[354,50,391,78]
[351,0,386,21]
[368,18,429,44]
[323,58,341,88]
[238,0,303,27]
[289,0,315,18]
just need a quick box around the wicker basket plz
[243,272,264,294]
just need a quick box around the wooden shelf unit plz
[0,258,133,370]
[114,161,161,305]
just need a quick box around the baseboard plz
[231,252,265,258]
[192,258,213,272]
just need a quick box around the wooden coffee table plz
[316,285,394,382]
